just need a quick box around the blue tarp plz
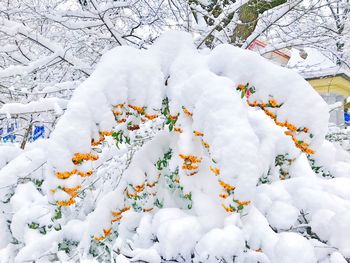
[2,134,16,142]
[345,112,350,124]
[0,123,17,143]
[32,125,45,141]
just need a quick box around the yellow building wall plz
[308,76,350,108]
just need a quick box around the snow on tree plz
[251,0,350,70]
[1,31,350,262]
[1,0,349,149]
[0,0,184,145]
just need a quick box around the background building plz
[249,41,350,126]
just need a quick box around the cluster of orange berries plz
[219,192,251,213]
[182,107,193,117]
[127,124,140,131]
[210,166,220,175]
[126,191,138,198]
[240,87,315,155]
[111,206,130,223]
[128,104,145,114]
[126,179,158,199]
[193,130,204,136]
[91,136,105,146]
[169,115,178,121]
[218,179,250,213]
[221,200,251,213]
[112,103,127,124]
[72,153,99,165]
[235,200,251,206]
[174,127,183,133]
[237,84,246,91]
[285,131,315,154]
[54,185,82,206]
[144,113,158,120]
[112,109,123,116]
[179,154,202,171]
[94,228,112,241]
[61,185,81,197]
[54,168,92,206]
[194,130,211,150]
[117,118,126,123]
[55,152,98,206]
[56,198,76,207]
[91,131,113,146]
[146,181,157,188]
[55,170,76,180]
[219,180,235,191]
[58,102,157,208]
[115,103,125,108]
[219,193,228,199]
[55,169,93,180]
[222,203,235,213]
[133,183,145,193]
[202,141,210,148]
[113,103,159,129]
[247,99,281,108]
[100,131,113,136]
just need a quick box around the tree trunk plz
[231,0,287,45]
[191,0,287,47]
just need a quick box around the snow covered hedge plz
[1,31,350,263]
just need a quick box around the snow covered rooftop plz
[288,48,350,80]
[248,40,350,81]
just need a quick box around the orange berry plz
[235,200,251,206]
[128,104,145,114]
[174,127,183,133]
[193,130,204,136]
[221,203,235,213]
[182,107,193,117]
[111,216,123,223]
[202,141,210,148]
[237,84,245,90]
[219,193,228,199]
[145,114,158,120]
[210,166,220,175]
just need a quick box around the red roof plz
[248,40,290,60]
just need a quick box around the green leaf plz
[112,131,118,139]
[34,179,43,187]
[39,226,46,235]
[154,199,164,208]
[92,147,102,153]
[53,207,62,220]
[28,222,39,229]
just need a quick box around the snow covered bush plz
[326,127,350,152]
[1,31,350,263]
